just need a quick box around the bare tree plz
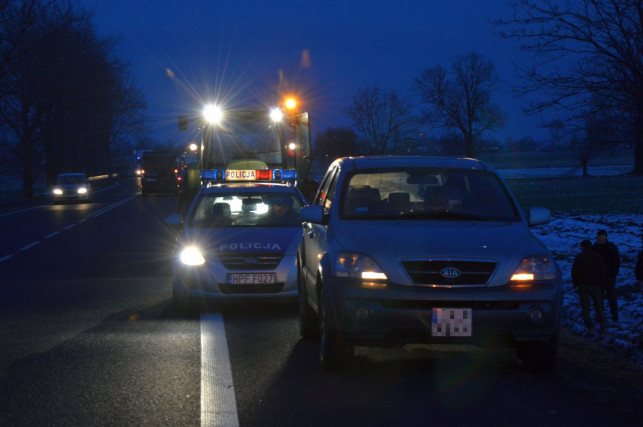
[0,0,41,84]
[493,0,643,175]
[546,119,567,151]
[413,52,506,157]
[0,0,145,196]
[0,1,65,196]
[345,85,414,155]
[313,127,360,162]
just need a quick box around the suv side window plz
[322,171,338,214]
[314,166,338,209]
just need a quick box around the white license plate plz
[432,308,472,337]
[227,273,275,285]
[225,169,256,181]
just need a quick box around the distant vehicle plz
[51,173,90,203]
[298,156,562,372]
[140,152,180,196]
[133,149,155,176]
[166,166,305,312]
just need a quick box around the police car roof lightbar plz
[201,169,297,183]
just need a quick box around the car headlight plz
[511,254,557,281]
[78,187,87,194]
[179,246,205,266]
[336,252,388,281]
[53,188,62,195]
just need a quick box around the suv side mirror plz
[300,205,324,224]
[527,207,551,226]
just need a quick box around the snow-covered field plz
[532,214,642,366]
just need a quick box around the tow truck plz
[176,97,313,214]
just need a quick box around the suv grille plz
[402,259,497,286]
[219,254,283,270]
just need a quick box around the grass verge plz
[506,175,643,215]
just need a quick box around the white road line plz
[201,313,239,427]
[3,194,138,258]
[20,241,40,251]
[90,194,137,218]
[0,205,42,218]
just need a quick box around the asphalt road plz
[0,178,640,426]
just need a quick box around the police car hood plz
[183,227,301,255]
[332,220,551,286]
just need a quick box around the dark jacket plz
[572,247,607,287]
[636,250,643,281]
[592,241,620,278]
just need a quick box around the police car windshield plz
[341,167,520,221]
[189,192,302,228]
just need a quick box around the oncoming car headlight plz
[336,252,387,283]
[511,254,557,282]
[179,246,205,266]
[78,187,87,194]
[53,188,63,195]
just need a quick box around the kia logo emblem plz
[244,257,257,264]
[440,267,461,278]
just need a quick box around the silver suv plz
[298,156,562,372]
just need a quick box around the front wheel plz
[298,265,318,340]
[319,286,353,372]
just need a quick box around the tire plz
[516,333,558,372]
[298,264,318,340]
[319,286,353,372]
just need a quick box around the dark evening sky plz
[83,0,547,147]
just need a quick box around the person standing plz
[592,229,620,322]
[572,239,607,331]
[636,233,643,293]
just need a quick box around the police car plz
[298,156,562,372]
[167,168,305,311]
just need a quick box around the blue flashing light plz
[277,169,297,181]
[201,169,226,180]
[201,169,214,180]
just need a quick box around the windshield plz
[188,191,302,228]
[57,175,87,185]
[204,111,288,170]
[341,167,520,221]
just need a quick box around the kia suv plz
[297,156,562,372]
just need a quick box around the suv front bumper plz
[327,277,562,347]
